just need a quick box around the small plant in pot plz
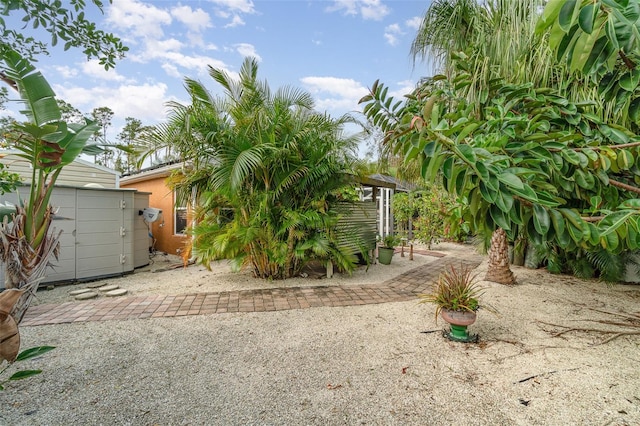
[377,234,400,265]
[419,264,484,342]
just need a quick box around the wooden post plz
[326,260,334,278]
[409,242,414,261]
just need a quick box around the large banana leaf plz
[2,50,60,127]
[1,50,97,247]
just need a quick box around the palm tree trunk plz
[484,227,516,285]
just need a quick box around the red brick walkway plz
[21,252,482,327]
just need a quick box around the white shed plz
[0,151,119,188]
[0,185,150,286]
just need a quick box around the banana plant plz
[0,50,98,322]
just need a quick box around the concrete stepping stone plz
[86,282,107,289]
[74,291,98,300]
[97,284,120,292]
[69,288,92,296]
[104,288,128,297]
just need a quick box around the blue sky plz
[3,0,434,151]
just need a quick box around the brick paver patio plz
[21,251,482,327]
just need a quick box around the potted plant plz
[419,264,484,342]
[377,234,400,265]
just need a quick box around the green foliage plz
[0,345,55,390]
[0,162,20,195]
[419,264,482,321]
[2,50,99,248]
[537,0,640,126]
[360,53,640,263]
[378,233,400,248]
[0,0,128,69]
[158,58,366,279]
[540,243,637,283]
[393,188,462,249]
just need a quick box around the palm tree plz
[0,51,98,329]
[411,0,592,109]
[154,57,366,279]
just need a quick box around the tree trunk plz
[1,208,61,323]
[484,228,517,285]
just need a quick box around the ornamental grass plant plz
[419,264,483,321]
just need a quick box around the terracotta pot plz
[440,309,477,327]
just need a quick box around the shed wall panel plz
[0,185,148,287]
[133,193,151,268]
[75,191,126,279]
[336,202,378,256]
[0,155,117,188]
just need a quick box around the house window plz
[174,194,188,235]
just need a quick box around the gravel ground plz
[1,242,639,425]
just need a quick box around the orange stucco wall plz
[121,177,189,255]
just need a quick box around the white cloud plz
[224,15,246,28]
[389,79,415,99]
[54,82,172,124]
[326,0,390,21]
[211,0,254,26]
[384,23,403,46]
[164,52,230,76]
[302,76,367,98]
[53,66,78,79]
[300,76,369,114]
[360,0,390,20]
[215,9,230,19]
[106,0,172,39]
[210,0,256,14]
[406,16,422,30]
[171,5,212,32]
[386,23,401,33]
[300,76,415,116]
[384,33,398,46]
[81,60,128,82]
[162,63,182,79]
[142,38,184,58]
[234,43,261,61]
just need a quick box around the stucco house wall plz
[120,163,189,256]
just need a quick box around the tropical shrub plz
[152,58,367,279]
[393,185,467,249]
[0,162,19,195]
[361,52,640,265]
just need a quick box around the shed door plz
[75,190,128,279]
